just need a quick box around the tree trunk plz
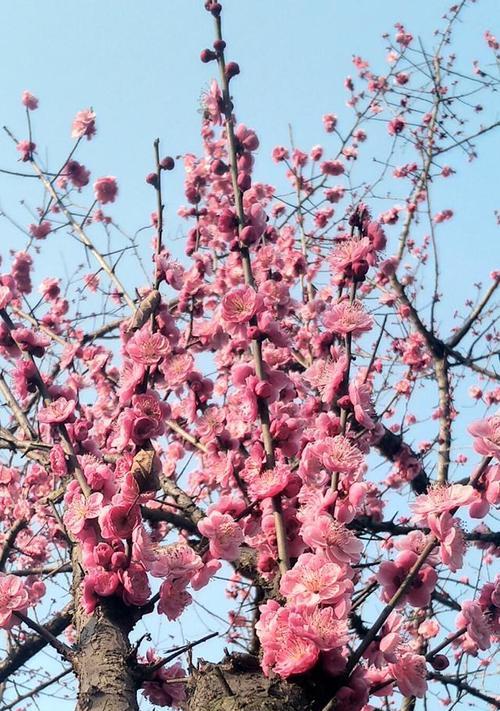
[72,550,139,711]
[186,654,326,711]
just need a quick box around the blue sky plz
[0,1,497,709]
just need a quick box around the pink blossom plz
[72,109,96,140]
[29,221,52,240]
[468,414,500,459]
[63,492,103,535]
[198,511,244,561]
[221,285,258,324]
[99,503,141,540]
[456,600,491,652]
[64,160,91,189]
[304,351,347,404]
[0,575,29,628]
[320,160,345,176]
[21,91,38,110]
[323,299,373,338]
[377,550,437,607]
[387,116,406,135]
[411,484,478,522]
[16,140,35,161]
[127,328,171,365]
[158,580,192,620]
[323,114,338,132]
[120,563,151,606]
[142,658,186,708]
[94,176,118,204]
[38,397,76,424]
[315,435,364,475]
[273,630,319,678]
[148,541,203,581]
[428,512,465,572]
[288,605,348,651]
[388,650,427,698]
[247,462,291,500]
[301,515,363,564]
[279,552,352,609]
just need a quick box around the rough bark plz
[72,549,139,711]
[186,654,328,711]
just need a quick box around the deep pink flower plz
[94,176,118,204]
[247,463,291,500]
[127,328,171,365]
[120,563,151,606]
[377,550,437,608]
[221,285,258,324]
[64,160,91,189]
[16,140,35,161]
[99,503,141,540]
[288,606,348,651]
[38,397,76,424]
[323,114,338,133]
[387,116,406,135]
[72,109,96,140]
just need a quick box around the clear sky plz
[0,1,497,709]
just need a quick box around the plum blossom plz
[221,285,258,323]
[0,575,29,628]
[126,328,171,365]
[38,397,76,424]
[63,492,103,535]
[198,511,244,561]
[411,483,477,523]
[72,109,96,140]
[279,552,352,609]
[94,176,118,204]
[323,299,373,338]
[301,515,363,564]
[468,414,500,459]
[388,649,427,697]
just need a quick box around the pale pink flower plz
[457,600,491,652]
[468,414,500,459]
[315,435,364,475]
[148,541,203,581]
[162,352,194,387]
[323,114,338,133]
[411,484,478,522]
[428,512,465,572]
[21,91,38,110]
[323,299,373,337]
[301,515,363,564]
[0,575,29,628]
[247,462,290,500]
[304,350,347,404]
[273,630,319,678]
[158,580,192,621]
[288,605,348,651]
[198,511,244,561]
[127,328,171,365]
[94,176,118,204]
[279,552,351,609]
[388,650,427,698]
[38,397,76,424]
[221,285,258,324]
[72,109,96,140]
[63,492,103,535]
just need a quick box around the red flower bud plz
[225,62,240,80]
[213,39,226,52]
[239,225,258,245]
[200,48,217,63]
[160,156,175,170]
[145,172,158,188]
[430,655,449,671]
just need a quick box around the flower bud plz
[145,172,158,188]
[160,156,175,170]
[213,39,226,52]
[225,62,240,80]
[200,48,217,63]
[430,655,449,671]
